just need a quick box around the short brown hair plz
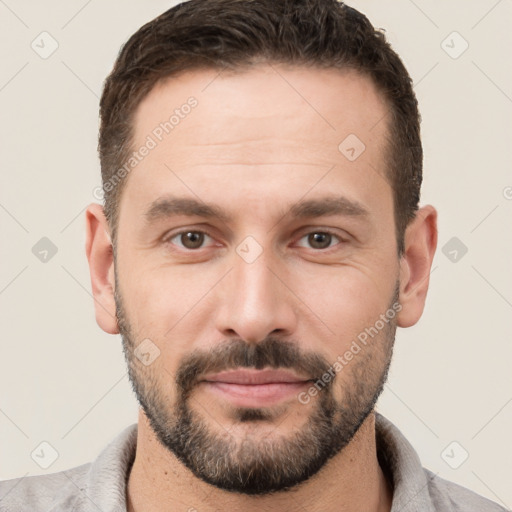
[99,0,422,255]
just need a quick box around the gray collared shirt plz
[0,413,507,511]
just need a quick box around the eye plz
[296,231,342,250]
[167,230,215,250]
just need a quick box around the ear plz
[396,205,438,328]
[85,203,119,334]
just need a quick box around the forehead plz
[133,63,389,155]
[123,64,392,222]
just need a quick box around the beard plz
[116,273,397,496]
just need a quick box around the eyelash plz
[295,230,344,250]
[163,228,346,252]
[163,230,218,250]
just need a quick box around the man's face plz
[114,64,400,494]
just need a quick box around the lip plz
[200,369,313,407]
[201,368,311,385]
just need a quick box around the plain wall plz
[0,0,511,507]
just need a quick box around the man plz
[0,0,506,511]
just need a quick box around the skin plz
[85,64,437,512]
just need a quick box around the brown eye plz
[168,231,212,250]
[308,232,332,249]
[296,231,340,250]
[181,231,204,249]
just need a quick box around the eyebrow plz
[143,195,369,225]
[288,196,369,219]
[144,196,231,224]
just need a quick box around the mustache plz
[175,337,333,396]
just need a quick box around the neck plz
[126,410,392,512]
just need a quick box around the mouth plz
[200,368,314,407]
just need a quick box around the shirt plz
[0,413,507,511]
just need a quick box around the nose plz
[214,248,298,344]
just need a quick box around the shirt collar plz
[375,413,436,512]
[54,413,435,511]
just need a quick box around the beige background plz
[1,0,511,507]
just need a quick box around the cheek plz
[294,265,395,346]
[120,264,220,359]
[119,257,198,312]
